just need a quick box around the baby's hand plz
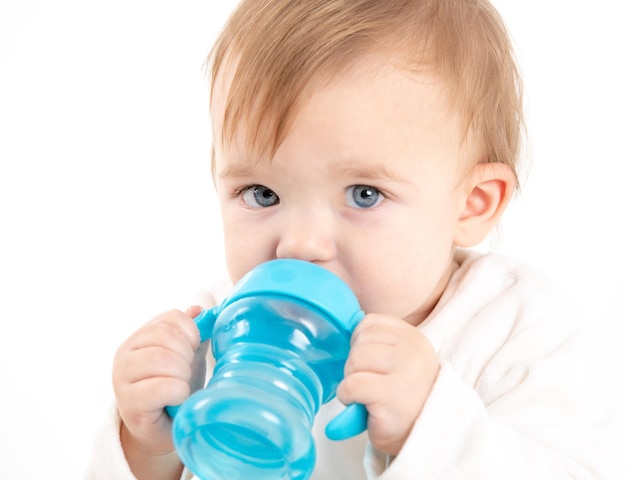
[112,307,208,457]
[337,314,439,456]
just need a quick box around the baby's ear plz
[454,162,516,247]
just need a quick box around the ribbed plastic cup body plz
[172,296,352,480]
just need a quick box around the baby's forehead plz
[212,60,481,189]
[211,53,460,160]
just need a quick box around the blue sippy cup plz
[166,259,368,480]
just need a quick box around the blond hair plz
[209,0,524,185]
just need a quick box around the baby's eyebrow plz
[217,163,256,180]
[218,161,413,185]
[335,164,412,185]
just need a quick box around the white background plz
[1,1,624,478]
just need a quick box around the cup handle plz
[165,307,218,418]
[193,306,219,343]
[325,403,368,440]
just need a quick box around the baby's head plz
[208,0,523,324]
[209,0,523,183]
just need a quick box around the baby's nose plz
[275,211,337,263]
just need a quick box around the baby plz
[87,0,617,478]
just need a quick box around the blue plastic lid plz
[220,259,364,333]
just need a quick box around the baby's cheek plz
[224,249,250,283]
[360,281,428,321]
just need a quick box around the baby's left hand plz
[336,313,440,456]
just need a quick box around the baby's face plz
[212,61,477,326]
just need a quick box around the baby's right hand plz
[113,307,208,457]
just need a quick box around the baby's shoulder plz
[451,250,578,329]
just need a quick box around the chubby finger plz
[149,309,201,348]
[119,375,193,416]
[336,370,386,407]
[117,330,197,378]
[344,343,399,376]
[185,305,204,319]
[118,345,194,384]
[129,310,200,353]
[350,313,411,346]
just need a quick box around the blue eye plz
[241,185,279,208]
[346,185,384,209]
